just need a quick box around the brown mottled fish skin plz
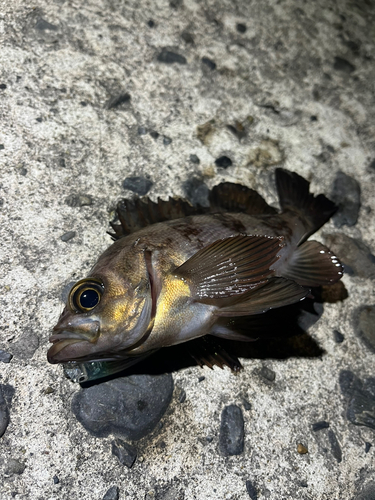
[48,169,343,365]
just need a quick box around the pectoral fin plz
[280,240,344,286]
[214,278,310,317]
[175,235,284,302]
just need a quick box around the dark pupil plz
[79,289,99,309]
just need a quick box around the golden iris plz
[69,279,104,313]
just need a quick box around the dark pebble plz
[365,442,372,453]
[178,389,186,403]
[331,171,361,227]
[206,436,213,443]
[122,176,153,196]
[60,231,76,242]
[163,136,172,145]
[242,399,251,411]
[157,50,187,65]
[181,31,194,44]
[310,115,318,121]
[20,167,27,175]
[259,366,276,382]
[71,374,174,440]
[36,117,43,123]
[0,144,4,150]
[137,126,147,135]
[149,130,160,140]
[236,23,247,34]
[182,177,210,207]
[246,480,257,500]
[189,154,200,164]
[198,376,205,382]
[215,156,232,168]
[65,194,93,208]
[0,84,7,90]
[0,385,10,438]
[324,234,375,279]
[355,481,375,500]
[333,330,345,343]
[299,481,308,488]
[102,486,120,500]
[201,57,216,70]
[5,459,26,475]
[219,404,244,456]
[333,56,355,73]
[356,305,375,353]
[53,475,59,484]
[106,92,131,110]
[112,439,137,468]
[0,350,13,363]
[339,370,375,430]
[312,421,330,432]
[80,101,87,106]
[35,18,58,31]
[369,159,375,170]
[147,20,155,28]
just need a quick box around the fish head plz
[48,244,154,364]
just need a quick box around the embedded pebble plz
[312,421,330,432]
[215,156,232,168]
[259,366,276,382]
[157,50,187,64]
[182,177,209,207]
[0,350,13,363]
[356,305,375,353]
[328,430,342,462]
[0,385,10,438]
[102,486,120,500]
[236,23,247,33]
[122,176,153,196]
[189,154,200,164]
[9,332,39,360]
[65,193,93,207]
[71,374,174,440]
[324,234,375,279]
[242,399,251,411]
[178,389,186,403]
[35,18,58,31]
[163,136,172,145]
[219,405,244,456]
[333,56,355,73]
[149,130,159,140]
[331,171,361,227]
[60,231,76,242]
[5,459,26,475]
[198,376,205,383]
[246,480,257,499]
[297,443,308,454]
[355,482,375,500]
[106,92,131,109]
[365,442,372,453]
[339,370,375,430]
[333,330,345,343]
[53,475,59,484]
[201,57,216,70]
[112,439,137,468]
[138,126,147,135]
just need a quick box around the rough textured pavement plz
[1,0,375,499]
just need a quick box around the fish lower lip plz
[47,338,84,363]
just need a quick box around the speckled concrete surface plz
[1,1,375,499]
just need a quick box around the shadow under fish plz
[48,169,344,383]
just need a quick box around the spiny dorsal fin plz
[209,182,277,215]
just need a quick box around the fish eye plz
[69,279,104,313]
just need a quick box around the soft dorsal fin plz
[175,235,284,302]
[109,197,208,239]
[209,182,277,215]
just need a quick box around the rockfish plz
[48,169,343,381]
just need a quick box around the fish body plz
[48,169,343,371]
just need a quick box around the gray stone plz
[339,371,375,430]
[0,350,13,363]
[182,177,209,207]
[9,332,39,360]
[5,459,26,476]
[333,57,355,73]
[60,231,76,242]
[246,480,258,499]
[356,305,375,353]
[102,486,120,500]
[112,439,137,468]
[0,385,10,438]
[219,405,244,456]
[323,234,375,279]
[328,430,342,463]
[71,374,174,440]
[312,421,330,432]
[355,481,375,500]
[122,176,153,196]
[331,171,361,227]
[157,50,187,64]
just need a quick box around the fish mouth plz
[48,328,99,364]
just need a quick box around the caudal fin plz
[275,169,337,242]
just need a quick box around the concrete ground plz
[1,0,375,499]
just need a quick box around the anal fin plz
[280,240,344,287]
[186,336,243,372]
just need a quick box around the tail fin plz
[275,168,337,242]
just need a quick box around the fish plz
[48,169,343,381]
